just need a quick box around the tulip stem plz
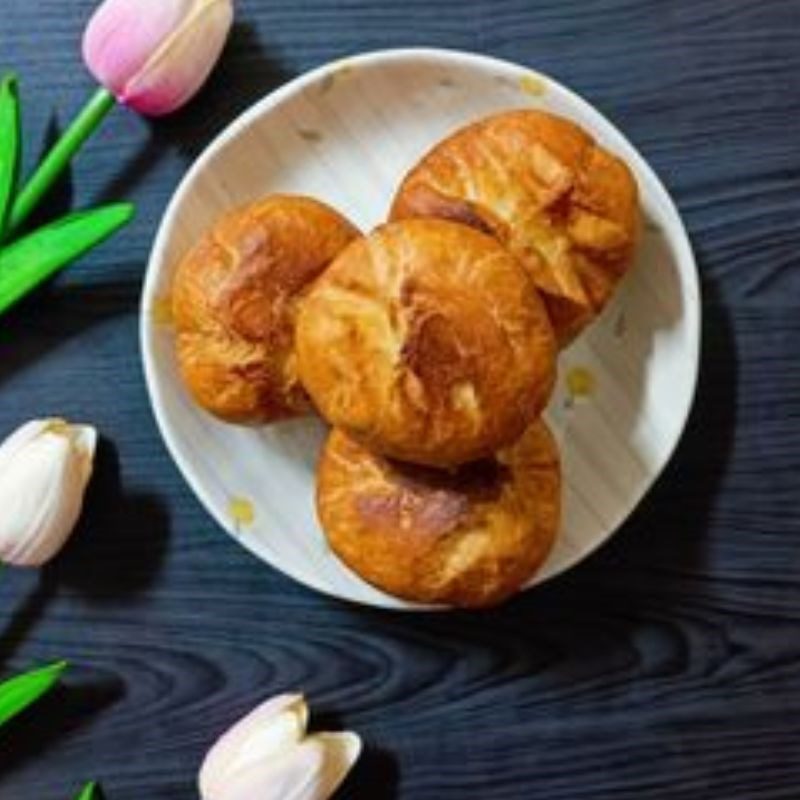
[7,87,115,238]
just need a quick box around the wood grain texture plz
[0,0,799,798]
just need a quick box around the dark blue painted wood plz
[0,1,799,798]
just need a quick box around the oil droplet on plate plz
[151,295,174,326]
[566,366,596,400]
[229,496,255,530]
[519,74,547,98]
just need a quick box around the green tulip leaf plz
[0,202,135,316]
[0,74,21,240]
[72,781,100,800]
[0,660,67,729]
[9,87,115,237]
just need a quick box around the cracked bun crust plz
[295,219,556,467]
[171,195,359,424]
[391,110,640,345]
[317,421,561,607]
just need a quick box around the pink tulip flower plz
[8,0,234,236]
[83,0,234,117]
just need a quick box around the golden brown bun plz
[390,110,640,345]
[172,195,359,424]
[317,421,561,608]
[296,219,556,466]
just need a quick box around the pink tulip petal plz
[121,0,233,115]
[83,0,197,98]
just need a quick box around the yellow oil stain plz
[151,295,174,326]
[229,496,255,529]
[519,74,547,98]
[566,366,596,400]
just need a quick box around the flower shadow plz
[314,708,400,800]
[155,21,294,155]
[0,434,170,669]
[0,672,123,779]
[339,743,400,800]
[46,434,171,601]
[90,22,293,207]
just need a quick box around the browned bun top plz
[295,218,556,467]
[171,194,359,424]
[391,109,640,345]
[317,420,561,607]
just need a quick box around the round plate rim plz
[140,46,701,610]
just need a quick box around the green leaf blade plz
[73,780,100,800]
[0,73,21,239]
[0,660,67,729]
[0,202,135,316]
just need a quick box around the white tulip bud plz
[0,419,97,567]
[200,694,361,800]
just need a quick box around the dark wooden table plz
[1,1,799,798]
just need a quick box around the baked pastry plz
[172,195,359,424]
[390,109,640,345]
[295,219,556,466]
[317,420,561,607]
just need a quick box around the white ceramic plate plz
[141,48,700,610]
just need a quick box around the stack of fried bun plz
[171,109,640,608]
